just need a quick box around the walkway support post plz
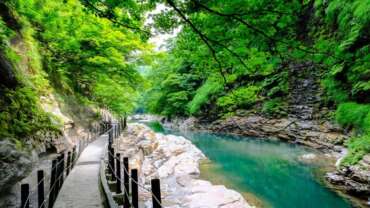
[151,179,162,208]
[131,169,139,208]
[37,170,45,208]
[21,184,30,208]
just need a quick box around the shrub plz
[217,85,260,112]
[262,98,287,117]
[335,102,370,130]
[188,78,223,115]
[0,86,60,140]
[363,112,370,133]
[342,134,370,165]
[322,78,349,104]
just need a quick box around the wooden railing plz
[19,122,107,208]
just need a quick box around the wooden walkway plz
[53,134,107,208]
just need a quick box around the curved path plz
[54,134,107,208]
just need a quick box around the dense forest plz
[0,0,369,166]
[142,0,370,165]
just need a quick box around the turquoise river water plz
[158,127,352,208]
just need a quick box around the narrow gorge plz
[1,0,369,208]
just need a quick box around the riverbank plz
[159,115,370,207]
[116,123,253,207]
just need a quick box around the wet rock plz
[327,159,370,199]
[299,153,317,162]
[326,172,346,185]
[185,182,249,208]
[0,140,33,208]
[0,140,33,192]
[183,115,348,151]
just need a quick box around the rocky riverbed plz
[115,123,252,208]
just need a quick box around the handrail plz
[20,121,112,208]
[100,159,119,208]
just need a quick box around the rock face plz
[171,115,347,151]
[288,62,321,120]
[0,140,33,192]
[0,95,102,208]
[326,155,370,201]
[0,140,34,207]
[116,123,252,208]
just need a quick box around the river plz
[154,125,352,208]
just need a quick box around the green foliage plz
[1,0,370,164]
[0,0,152,141]
[335,102,370,131]
[342,134,370,165]
[336,102,370,165]
[8,0,151,115]
[141,56,203,116]
[217,86,260,112]
[0,17,15,49]
[363,113,370,133]
[0,86,59,139]
[262,98,287,117]
[314,0,370,103]
[188,78,223,115]
[93,75,137,115]
[322,78,349,104]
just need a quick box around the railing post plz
[109,130,113,146]
[131,169,139,208]
[112,125,115,139]
[37,170,45,208]
[115,153,121,193]
[115,124,117,138]
[66,151,71,175]
[49,159,57,208]
[57,153,65,192]
[55,155,61,194]
[109,147,115,177]
[123,157,130,208]
[151,179,162,208]
[120,117,123,130]
[78,140,82,157]
[21,184,30,208]
[72,146,76,168]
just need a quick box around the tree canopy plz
[0,0,369,163]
